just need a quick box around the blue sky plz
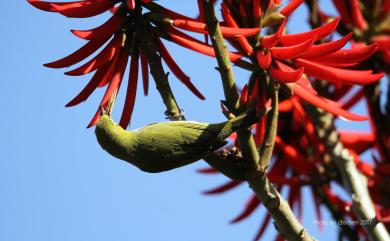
[0,1,369,241]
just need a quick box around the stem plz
[203,153,246,180]
[202,5,240,113]
[202,0,260,169]
[234,59,259,73]
[202,1,316,240]
[305,105,390,241]
[246,172,316,241]
[258,83,279,171]
[135,11,184,120]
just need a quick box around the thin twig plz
[135,10,184,120]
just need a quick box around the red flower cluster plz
[28,0,206,128]
[28,0,385,127]
[158,0,383,122]
[332,0,390,64]
[192,0,389,240]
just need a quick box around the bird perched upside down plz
[95,107,269,173]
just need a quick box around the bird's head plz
[95,114,122,141]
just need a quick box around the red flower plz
[331,0,390,64]
[28,0,205,128]
[154,1,383,122]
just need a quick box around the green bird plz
[95,108,266,173]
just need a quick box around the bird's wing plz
[138,122,224,156]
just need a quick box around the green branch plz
[202,0,260,169]
[305,105,390,241]
[201,1,316,240]
[258,83,279,171]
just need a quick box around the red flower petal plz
[119,55,139,129]
[253,214,272,241]
[127,0,135,10]
[65,35,122,76]
[202,180,242,195]
[279,99,293,112]
[140,53,149,96]
[295,58,383,85]
[350,0,368,30]
[279,17,340,46]
[275,137,313,174]
[352,152,374,176]
[311,188,323,230]
[333,85,353,101]
[280,0,304,17]
[323,187,350,215]
[87,107,104,128]
[239,84,249,106]
[339,131,375,154]
[100,50,129,107]
[252,0,262,20]
[196,167,218,174]
[168,30,243,62]
[261,19,286,49]
[59,0,114,18]
[332,0,352,24]
[71,13,122,40]
[290,98,321,148]
[275,61,316,92]
[156,38,205,100]
[269,66,304,83]
[299,33,352,59]
[381,50,390,65]
[172,19,260,37]
[196,0,205,22]
[28,0,93,12]
[109,5,120,14]
[312,44,377,66]
[230,195,261,223]
[196,0,208,42]
[341,87,365,110]
[256,50,271,69]
[270,37,314,60]
[221,3,253,55]
[29,0,115,18]
[372,36,390,51]
[44,36,111,68]
[291,83,369,121]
